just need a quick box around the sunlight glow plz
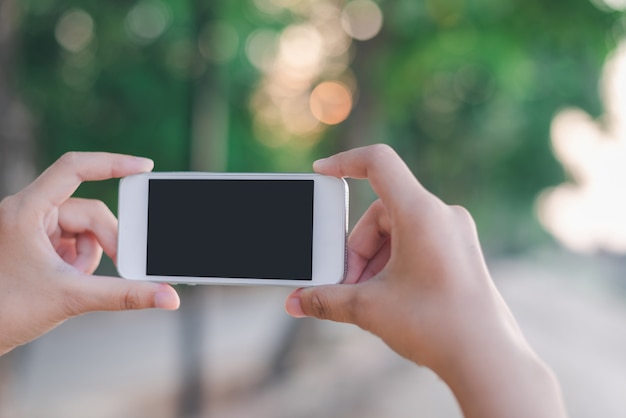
[537,41,626,253]
[247,0,380,146]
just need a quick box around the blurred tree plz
[186,0,623,252]
[16,0,194,208]
[14,0,626,252]
[352,0,621,253]
[0,0,35,199]
[9,0,626,416]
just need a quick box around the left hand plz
[0,152,180,356]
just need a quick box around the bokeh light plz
[125,0,171,44]
[310,81,353,125]
[340,0,384,41]
[246,29,279,72]
[246,0,382,147]
[55,9,94,53]
[278,24,324,72]
[280,94,321,134]
[313,4,353,57]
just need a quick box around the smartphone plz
[117,172,348,286]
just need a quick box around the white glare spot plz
[55,9,94,53]
[126,0,171,44]
[537,41,626,253]
[279,25,324,70]
[594,0,626,11]
[341,0,383,41]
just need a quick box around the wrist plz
[436,336,566,418]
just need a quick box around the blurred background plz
[1,0,626,416]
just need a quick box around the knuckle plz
[120,288,144,310]
[59,289,88,318]
[58,151,80,167]
[306,287,369,326]
[0,196,15,224]
[60,299,82,318]
[74,198,112,230]
[308,292,332,320]
[370,198,385,213]
[449,204,477,229]
[450,204,472,220]
[57,152,88,181]
[0,195,27,231]
[95,199,109,211]
[368,143,396,161]
[90,199,110,216]
[450,204,469,217]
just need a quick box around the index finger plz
[312,144,432,215]
[25,152,154,207]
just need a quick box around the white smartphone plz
[117,172,348,286]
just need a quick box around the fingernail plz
[285,292,306,318]
[133,156,154,171]
[155,286,180,310]
[312,158,330,171]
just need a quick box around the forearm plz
[441,341,567,418]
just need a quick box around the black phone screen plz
[146,179,314,280]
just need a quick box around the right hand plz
[285,144,519,368]
[285,144,566,418]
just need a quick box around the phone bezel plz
[117,172,348,286]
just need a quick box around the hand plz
[285,144,566,418]
[0,152,180,356]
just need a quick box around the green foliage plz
[15,0,626,252]
[17,0,194,207]
[356,0,621,252]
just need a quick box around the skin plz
[0,152,180,356]
[285,144,568,418]
[0,146,565,416]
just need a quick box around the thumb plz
[285,285,364,325]
[66,275,180,314]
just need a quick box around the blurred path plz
[2,249,626,418]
